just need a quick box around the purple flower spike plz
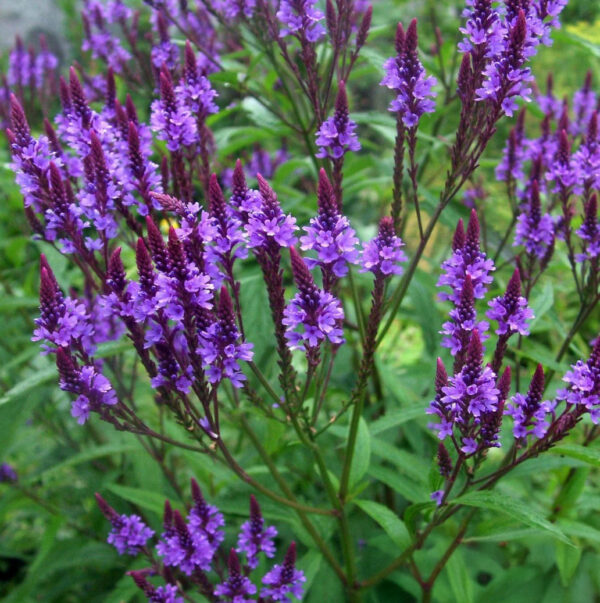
[277,0,326,42]
[188,478,225,560]
[56,348,118,424]
[214,549,258,602]
[261,542,306,602]
[237,495,278,569]
[157,504,214,575]
[299,169,359,286]
[230,159,262,224]
[360,216,407,277]
[438,210,494,304]
[315,81,361,160]
[556,339,600,424]
[178,41,219,118]
[514,180,555,258]
[486,268,534,336]
[129,571,184,603]
[150,68,197,152]
[0,463,18,483]
[506,364,555,441]
[576,194,600,262]
[246,175,297,249]
[428,331,500,453]
[381,19,437,126]
[283,248,345,355]
[95,493,154,555]
[441,273,489,357]
[572,71,597,136]
[197,287,254,388]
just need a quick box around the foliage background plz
[1,0,600,601]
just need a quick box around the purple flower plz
[514,180,555,258]
[283,248,345,353]
[381,19,437,126]
[360,216,407,277]
[150,69,197,152]
[506,364,555,440]
[261,542,306,602]
[300,169,359,285]
[536,73,562,118]
[438,211,494,304]
[188,479,225,560]
[576,194,600,262]
[215,549,258,602]
[32,257,95,354]
[56,349,118,424]
[428,332,500,454]
[213,0,256,19]
[230,160,263,224]
[95,493,154,555]
[572,71,597,136]
[546,129,577,192]
[177,41,219,117]
[129,571,184,603]
[81,0,132,72]
[430,490,445,506]
[486,268,534,336]
[277,0,326,42]
[107,514,154,555]
[316,82,361,159]
[157,504,214,575]
[458,0,504,57]
[441,274,489,356]
[206,174,247,270]
[496,111,526,182]
[246,175,297,249]
[0,463,18,483]
[556,339,600,424]
[197,287,254,388]
[237,495,278,569]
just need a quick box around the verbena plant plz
[2,0,600,601]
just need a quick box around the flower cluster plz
[428,332,505,456]
[300,169,359,286]
[277,0,326,42]
[506,364,555,441]
[0,463,18,483]
[437,212,494,359]
[360,216,407,277]
[8,35,58,92]
[458,1,567,116]
[284,248,345,355]
[97,480,305,602]
[486,268,534,337]
[315,81,360,160]
[557,340,600,424]
[381,19,437,127]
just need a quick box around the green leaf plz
[528,281,554,331]
[446,549,474,603]
[368,465,429,503]
[550,444,600,467]
[455,490,572,545]
[349,417,371,490]
[30,443,139,482]
[555,540,582,587]
[354,499,411,549]
[106,484,170,516]
[369,406,425,435]
[0,366,56,406]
